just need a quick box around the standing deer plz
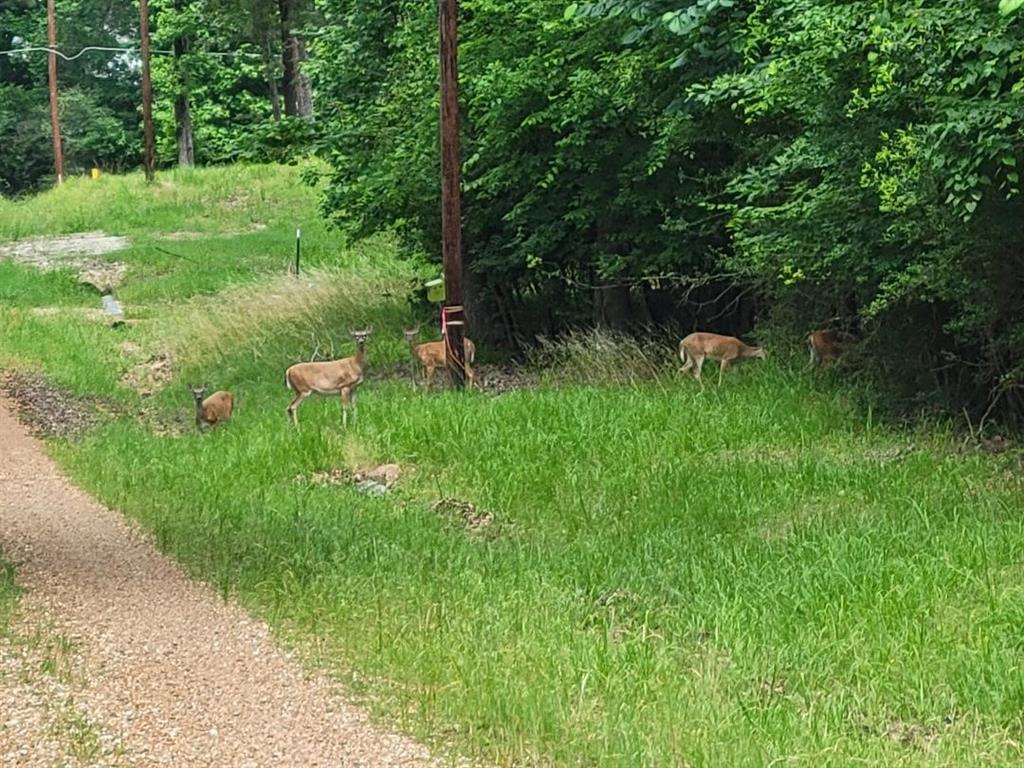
[285,328,372,427]
[808,329,852,367]
[679,332,766,386]
[188,385,234,432]
[402,326,476,390]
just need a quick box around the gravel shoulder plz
[0,398,440,767]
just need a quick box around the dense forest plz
[2,0,1023,424]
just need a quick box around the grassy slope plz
[3,167,1024,767]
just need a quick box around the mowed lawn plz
[3,167,1024,767]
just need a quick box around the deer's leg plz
[350,386,359,423]
[287,390,310,426]
[680,348,693,375]
[690,355,705,390]
[340,386,351,427]
[718,359,730,386]
[425,364,435,391]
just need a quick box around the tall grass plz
[5,166,1024,767]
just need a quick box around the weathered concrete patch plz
[0,232,129,292]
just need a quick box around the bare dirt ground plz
[0,399,441,767]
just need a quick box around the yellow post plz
[90,167,101,179]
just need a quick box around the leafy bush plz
[311,0,1024,425]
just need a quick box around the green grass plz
[4,165,1024,767]
[0,560,18,637]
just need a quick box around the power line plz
[0,44,261,60]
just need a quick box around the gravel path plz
[0,399,440,767]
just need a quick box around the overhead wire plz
[0,44,261,60]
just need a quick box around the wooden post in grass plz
[46,0,64,184]
[139,0,156,182]
[439,0,466,388]
[295,227,301,276]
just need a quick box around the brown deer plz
[188,385,234,432]
[285,329,372,426]
[808,329,853,367]
[402,326,476,390]
[679,332,766,386]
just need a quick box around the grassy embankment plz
[2,166,1024,767]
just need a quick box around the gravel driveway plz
[0,399,439,767]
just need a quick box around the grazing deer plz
[402,326,476,390]
[285,328,372,427]
[679,332,766,386]
[808,329,853,367]
[188,385,234,432]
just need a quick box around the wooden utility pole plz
[46,0,64,184]
[439,0,466,388]
[139,0,156,181]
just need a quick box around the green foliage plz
[0,0,308,192]
[702,0,1024,417]
[1000,0,1024,16]
[150,0,284,166]
[312,0,1024,424]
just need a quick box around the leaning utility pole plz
[139,0,156,181]
[439,0,466,388]
[46,0,64,184]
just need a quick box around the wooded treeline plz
[2,0,1023,423]
[0,0,315,191]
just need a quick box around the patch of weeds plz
[52,704,104,763]
[35,632,79,684]
[0,560,19,635]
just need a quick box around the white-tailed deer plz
[808,329,853,367]
[679,332,766,386]
[285,328,371,426]
[402,326,476,390]
[188,385,234,432]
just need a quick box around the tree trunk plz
[278,0,313,118]
[262,32,282,121]
[172,3,194,166]
[594,284,632,331]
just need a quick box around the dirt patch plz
[156,223,266,241]
[354,463,402,487]
[476,364,538,395]
[117,340,143,358]
[300,463,404,495]
[0,232,129,292]
[387,360,538,396]
[222,193,250,210]
[432,497,496,536]
[121,352,173,397]
[27,307,108,322]
[855,715,955,751]
[0,372,108,440]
